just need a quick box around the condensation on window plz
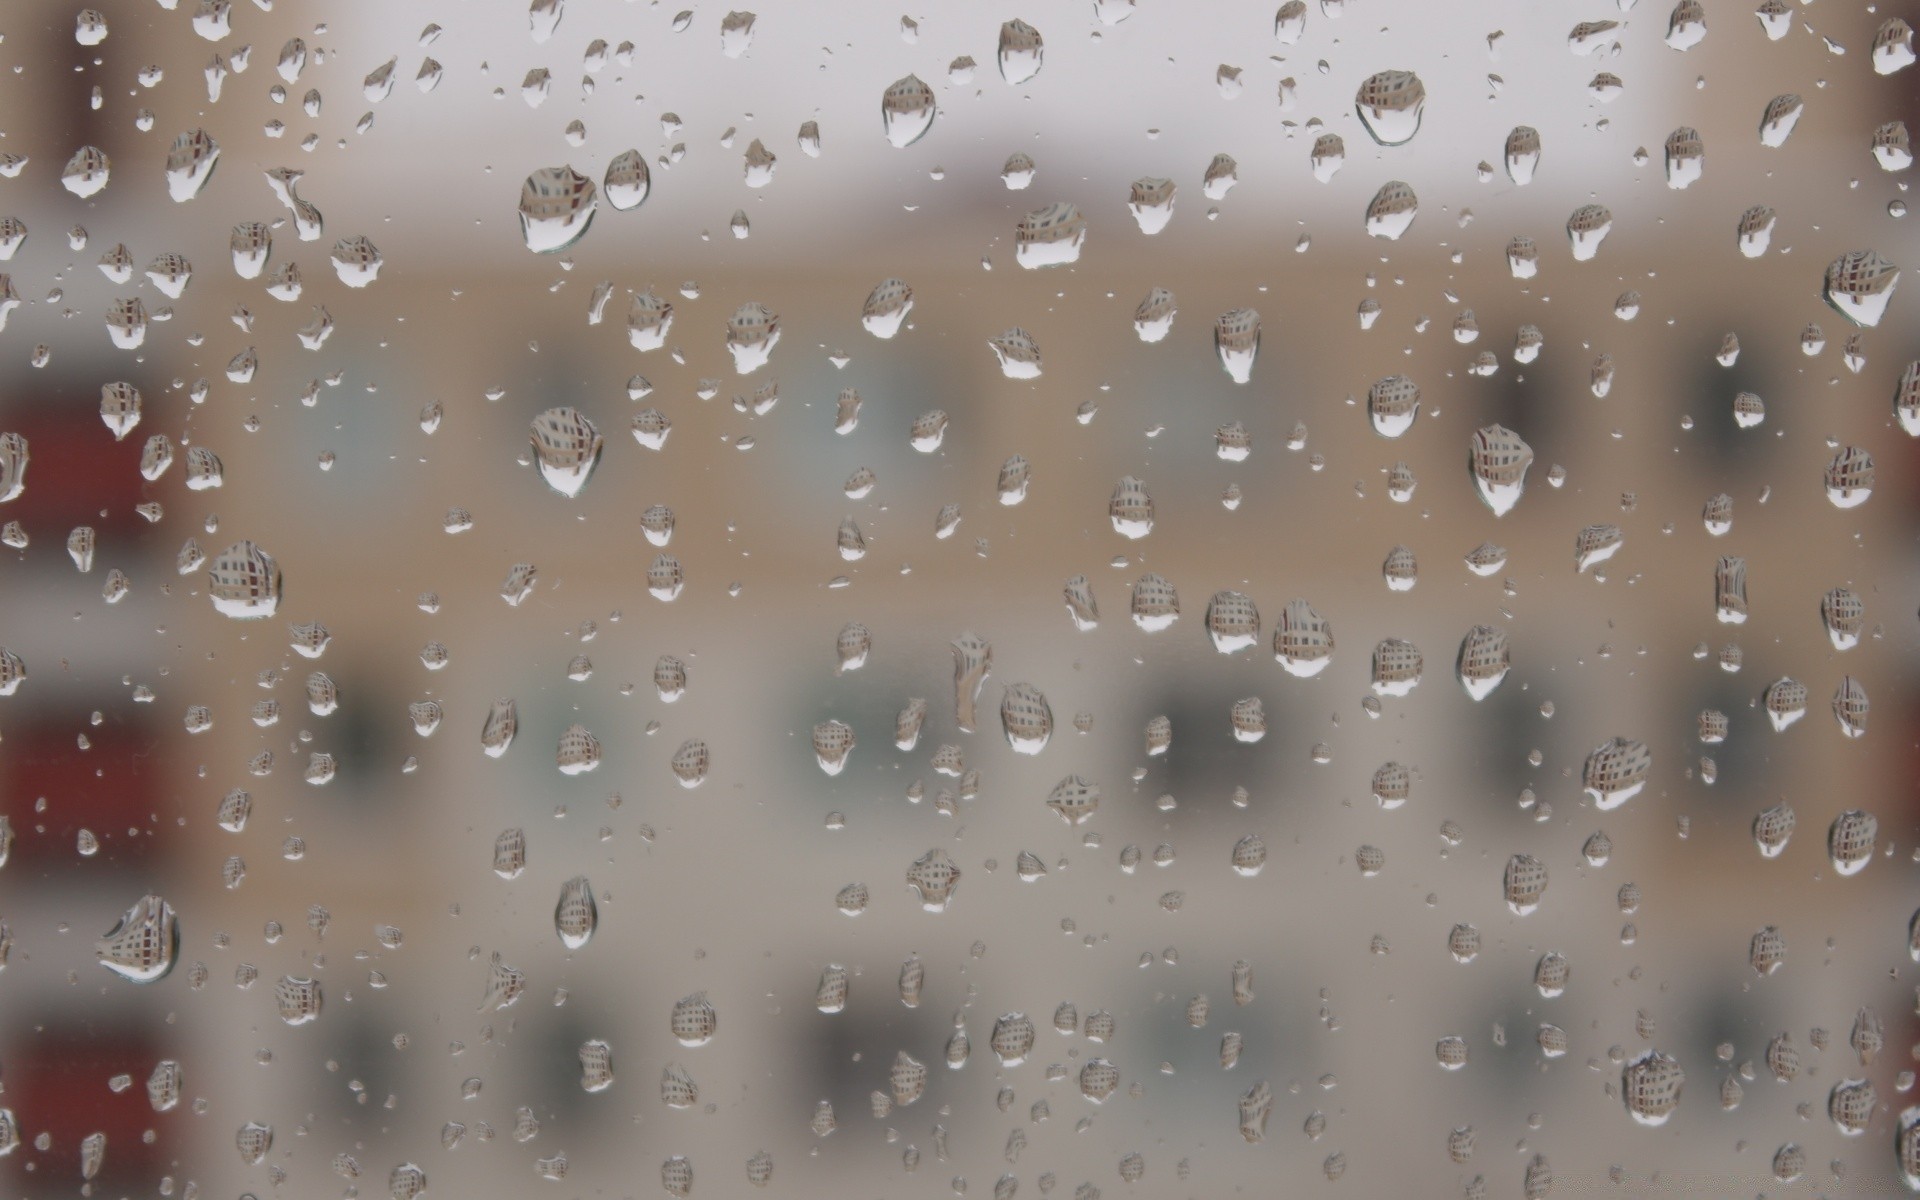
[0,0,1916,1196]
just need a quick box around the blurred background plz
[0,0,1917,1195]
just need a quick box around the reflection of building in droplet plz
[626,290,673,351]
[1759,93,1802,148]
[1824,445,1874,508]
[719,9,756,56]
[1310,132,1344,182]
[1143,714,1172,756]
[1079,1058,1118,1102]
[881,74,936,147]
[1470,424,1533,515]
[1203,152,1238,200]
[480,698,518,758]
[837,385,867,432]
[1354,70,1425,146]
[639,504,675,547]
[1569,19,1619,53]
[275,975,323,1024]
[1062,575,1099,630]
[1714,556,1748,623]
[1364,180,1418,240]
[105,297,147,349]
[671,991,716,1044]
[1528,948,1574,998]
[1750,924,1787,973]
[812,719,855,775]
[742,138,776,187]
[1274,0,1307,40]
[906,848,961,910]
[1823,249,1900,327]
[861,276,914,336]
[1372,762,1411,808]
[1698,709,1729,744]
[835,622,870,675]
[1370,638,1422,696]
[1044,768,1105,821]
[208,540,281,618]
[1130,572,1180,632]
[726,302,780,373]
[835,516,865,561]
[1382,545,1417,591]
[69,525,97,572]
[100,380,142,440]
[518,165,597,254]
[1463,542,1506,576]
[908,409,947,453]
[1821,586,1864,649]
[1829,809,1876,874]
[1505,125,1540,184]
[999,683,1052,755]
[646,554,684,601]
[996,454,1030,505]
[1506,236,1539,280]
[1872,121,1912,171]
[1129,176,1176,234]
[659,1156,693,1198]
[1213,308,1260,382]
[1230,696,1265,743]
[549,877,598,955]
[1665,0,1706,48]
[1663,126,1704,189]
[1133,286,1176,341]
[1873,17,1916,73]
[500,561,538,607]
[62,145,111,197]
[988,327,1042,379]
[1504,854,1548,914]
[889,1050,926,1105]
[1231,835,1267,876]
[1108,475,1154,538]
[329,235,381,287]
[1583,736,1651,809]
[668,738,709,788]
[629,407,671,451]
[1702,492,1732,535]
[529,407,603,497]
[1830,1079,1875,1135]
[490,828,527,878]
[1368,374,1420,437]
[998,18,1044,84]
[1589,352,1615,397]
[1898,1112,1920,1189]
[1754,0,1792,37]
[1832,676,1869,738]
[1565,205,1614,266]
[556,726,600,777]
[1206,590,1260,653]
[1623,1052,1685,1125]
[97,894,179,982]
[1275,598,1334,676]
[1456,625,1509,700]
[603,149,650,210]
[1015,203,1086,269]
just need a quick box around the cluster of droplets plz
[0,0,1915,1196]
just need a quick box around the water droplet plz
[518,167,596,253]
[1355,71,1425,146]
